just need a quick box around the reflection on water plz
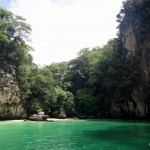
[0,120,150,150]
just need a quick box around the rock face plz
[115,0,150,119]
[122,27,149,119]
[0,63,25,119]
[123,25,136,54]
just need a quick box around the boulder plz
[38,111,45,115]
[51,110,66,119]
[29,113,48,121]
[58,111,66,119]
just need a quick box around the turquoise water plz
[0,120,150,150]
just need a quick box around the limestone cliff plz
[0,62,24,119]
[115,0,150,119]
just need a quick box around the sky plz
[0,0,123,65]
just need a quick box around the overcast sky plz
[0,0,123,65]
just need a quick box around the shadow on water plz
[85,119,150,123]
[82,124,150,150]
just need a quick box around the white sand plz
[0,118,77,123]
[47,118,76,122]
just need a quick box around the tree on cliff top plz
[0,7,33,67]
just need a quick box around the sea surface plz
[0,119,150,150]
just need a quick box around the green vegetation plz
[0,0,150,119]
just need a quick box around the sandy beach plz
[46,118,76,122]
[0,118,80,123]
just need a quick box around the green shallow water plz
[0,120,150,150]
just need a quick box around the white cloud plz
[9,0,123,65]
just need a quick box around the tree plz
[67,48,91,93]
[0,7,32,66]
